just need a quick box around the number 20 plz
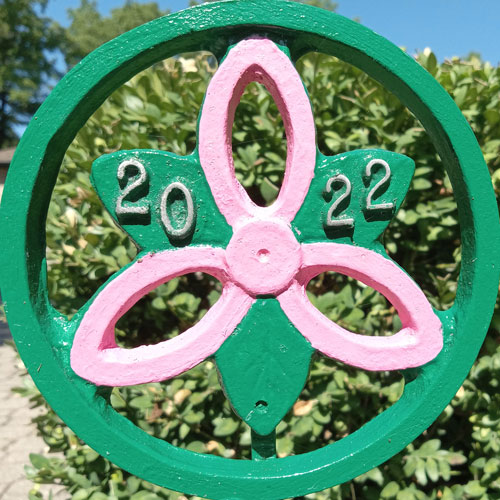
[116,159,150,216]
[115,159,195,240]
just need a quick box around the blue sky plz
[45,0,500,65]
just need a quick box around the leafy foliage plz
[63,0,169,68]
[12,46,500,500]
[0,0,169,146]
[0,0,64,147]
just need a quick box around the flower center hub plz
[226,219,302,296]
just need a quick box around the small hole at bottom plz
[255,400,268,409]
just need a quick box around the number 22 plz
[325,159,394,227]
[324,174,355,227]
[365,159,394,211]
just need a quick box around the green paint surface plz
[91,149,231,250]
[293,149,414,249]
[0,0,498,498]
[216,299,313,436]
[251,430,277,460]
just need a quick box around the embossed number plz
[365,159,394,211]
[324,174,355,227]
[115,159,150,216]
[160,182,195,239]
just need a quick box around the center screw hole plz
[257,249,270,263]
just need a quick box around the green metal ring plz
[1,1,499,498]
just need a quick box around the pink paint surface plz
[71,38,443,387]
[199,37,316,227]
[225,218,302,296]
[278,243,443,370]
[71,248,254,386]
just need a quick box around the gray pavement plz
[1,159,66,498]
[0,321,66,499]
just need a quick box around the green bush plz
[14,47,500,500]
